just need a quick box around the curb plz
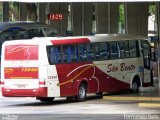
[103,96,160,102]
[138,103,160,108]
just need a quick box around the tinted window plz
[124,41,130,58]
[29,29,44,38]
[0,28,44,41]
[0,29,15,41]
[48,47,56,64]
[46,40,141,65]
[117,41,125,58]
[110,41,118,59]
[94,43,100,60]
[141,40,151,68]
[44,27,58,37]
[79,44,87,61]
[99,42,109,60]
[129,40,137,57]
[62,46,69,63]
[70,45,79,62]
[87,43,95,61]
[56,46,62,63]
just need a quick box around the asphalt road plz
[0,95,160,120]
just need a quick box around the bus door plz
[47,46,60,97]
[141,40,152,85]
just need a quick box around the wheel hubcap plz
[79,87,85,98]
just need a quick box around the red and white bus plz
[1,34,153,102]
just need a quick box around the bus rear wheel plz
[75,83,87,102]
[131,78,140,93]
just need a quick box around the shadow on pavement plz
[8,94,103,107]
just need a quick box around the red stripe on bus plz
[51,38,90,45]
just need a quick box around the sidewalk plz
[103,85,160,102]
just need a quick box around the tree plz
[26,3,38,21]
[9,2,19,21]
[149,5,156,16]
[119,4,125,31]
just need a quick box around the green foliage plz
[149,5,156,15]
[9,2,19,21]
[119,4,125,29]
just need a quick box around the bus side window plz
[55,46,62,63]
[87,43,95,61]
[29,29,44,38]
[79,44,87,61]
[110,41,118,59]
[117,41,125,59]
[15,29,29,39]
[141,40,151,68]
[95,43,100,60]
[70,45,78,62]
[46,46,57,64]
[0,29,15,41]
[62,46,70,63]
[99,42,109,60]
[49,47,56,64]
[129,40,137,58]
[124,41,130,58]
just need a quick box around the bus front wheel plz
[75,83,87,102]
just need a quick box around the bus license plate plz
[18,85,25,88]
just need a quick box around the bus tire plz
[75,83,87,102]
[131,77,140,93]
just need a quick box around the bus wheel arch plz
[75,81,88,102]
[131,75,141,93]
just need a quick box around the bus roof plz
[2,34,147,46]
[0,21,52,31]
[46,34,147,43]
[90,34,147,41]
